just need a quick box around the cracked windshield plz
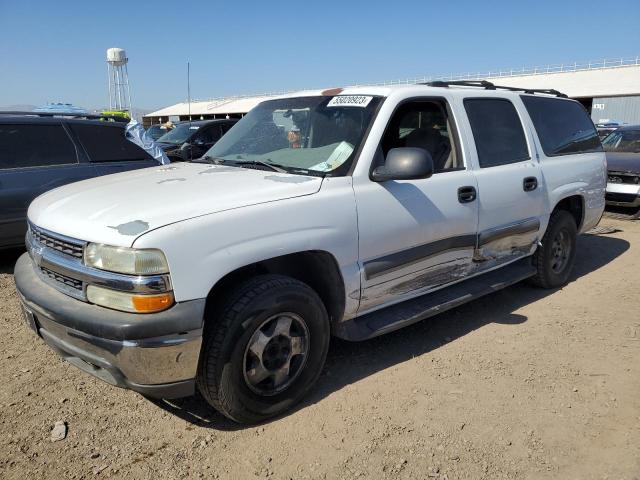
[205,95,381,175]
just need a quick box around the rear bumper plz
[14,253,206,398]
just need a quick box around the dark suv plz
[0,114,161,249]
[156,119,237,162]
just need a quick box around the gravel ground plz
[1,216,639,480]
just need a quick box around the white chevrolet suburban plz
[15,81,606,424]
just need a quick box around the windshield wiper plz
[197,157,287,173]
[194,155,227,164]
[197,156,326,177]
[236,160,288,173]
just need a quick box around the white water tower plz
[106,47,131,112]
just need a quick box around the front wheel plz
[529,210,578,288]
[196,275,330,424]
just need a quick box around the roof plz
[0,114,126,127]
[145,95,276,118]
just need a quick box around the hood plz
[606,151,640,174]
[28,162,323,246]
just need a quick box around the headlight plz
[87,285,174,313]
[84,243,169,275]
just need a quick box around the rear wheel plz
[196,275,330,424]
[529,210,577,288]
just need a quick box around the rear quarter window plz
[70,124,153,162]
[520,95,602,157]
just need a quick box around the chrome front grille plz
[27,223,87,300]
[30,224,84,259]
[26,223,172,302]
[40,266,83,291]
[608,172,640,185]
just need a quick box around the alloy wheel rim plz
[550,229,571,273]
[243,313,309,396]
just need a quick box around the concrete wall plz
[591,96,640,125]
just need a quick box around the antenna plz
[187,61,192,123]
[106,48,132,113]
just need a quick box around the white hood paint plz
[28,162,322,246]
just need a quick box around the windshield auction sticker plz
[327,95,373,108]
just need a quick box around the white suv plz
[15,81,606,424]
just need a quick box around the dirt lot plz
[1,216,639,480]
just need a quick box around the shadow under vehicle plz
[148,231,629,430]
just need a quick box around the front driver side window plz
[380,100,462,173]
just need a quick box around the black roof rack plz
[422,80,568,98]
[0,111,129,122]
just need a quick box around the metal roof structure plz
[145,95,275,119]
[145,56,640,121]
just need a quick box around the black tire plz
[529,210,578,288]
[196,274,330,424]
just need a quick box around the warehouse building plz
[144,57,640,127]
[471,57,640,125]
[143,95,273,127]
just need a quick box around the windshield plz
[146,125,168,141]
[157,123,199,145]
[205,95,382,175]
[602,129,640,153]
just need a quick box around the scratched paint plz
[360,257,473,306]
[157,178,186,184]
[388,260,471,296]
[108,220,150,236]
[198,166,241,174]
[264,175,315,184]
[474,234,537,262]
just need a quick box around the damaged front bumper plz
[14,253,205,399]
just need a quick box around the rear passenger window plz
[520,95,602,156]
[464,98,530,168]
[71,124,153,162]
[0,124,77,169]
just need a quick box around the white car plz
[15,81,606,424]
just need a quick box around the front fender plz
[133,177,361,317]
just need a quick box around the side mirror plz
[371,147,434,182]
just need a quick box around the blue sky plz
[1,0,639,110]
